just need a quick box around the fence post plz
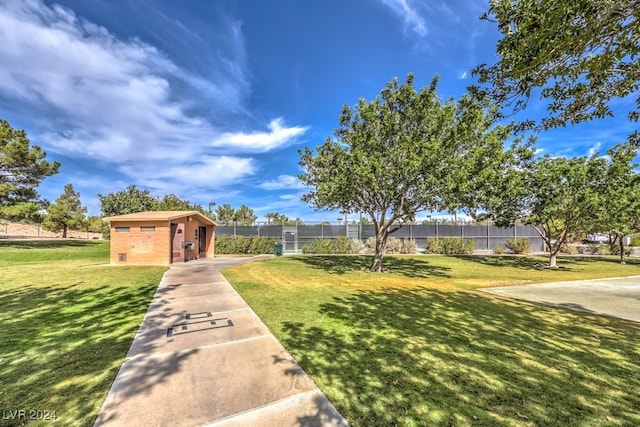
[487,221,490,252]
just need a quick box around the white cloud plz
[259,174,307,190]
[119,156,256,190]
[459,71,467,79]
[587,142,602,157]
[0,0,305,200]
[212,118,308,153]
[380,0,427,37]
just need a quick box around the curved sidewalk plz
[94,257,348,427]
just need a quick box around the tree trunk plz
[548,252,558,268]
[619,236,626,265]
[62,224,68,238]
[548,241,561,268]
[370,229,389,272]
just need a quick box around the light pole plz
[340,210,348,237]
[208,202,216,217]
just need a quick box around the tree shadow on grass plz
[0,270,193,427]
[279,287,640,426]
[457,254,640,271]
[293,255,451,278]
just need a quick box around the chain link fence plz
[215,222,545,253]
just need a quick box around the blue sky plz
[0,0,635,221]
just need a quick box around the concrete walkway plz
[482,276,640,323]
[94,257,349,427]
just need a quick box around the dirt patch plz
[0,221,102,240]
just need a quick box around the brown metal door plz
[198,226,206,256]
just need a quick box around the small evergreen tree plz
[42,184,87,238]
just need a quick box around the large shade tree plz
[100,185,205,216]
[99,185,159,217]
[472,0,640,131]
[300,74,531,272]
[0,119,60,221]
[594,140,640,264]
[157,194,204,213]
[484,153,606,268]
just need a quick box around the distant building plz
[104,211,216,265]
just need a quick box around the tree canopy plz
[42,184,87,238]
[485,151,610,268]
[99,185,158,217]
[0,119,60,221]
[214,204,235,225]
[594,141,640,264]
[300,74,531,272]
[472,0,640,130]
[235,204,257,225]
[265,212,290,225]
[157,194,203,212]
[99,185,204,217]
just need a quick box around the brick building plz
[104,211,216,265]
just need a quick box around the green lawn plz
[223,255,640,427]
[0,240,167,426]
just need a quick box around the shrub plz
[248,236,278,254]
[334,236,352,254]
[350,238,365,254]
[401,239,417,254]
[493,245,504,254]
[577,244,596,255]
[385,237,403,254]
[215,235,279,254]
[302,238,336,254]
[425,238,441,254]
[610,244,632,256]
[505,238,532,254]
[560,244,579,254]
[630,238,640,247]
[593,244,611,255]
[426,238,474,255]
[365,237,377,254]
[364,236,416,254]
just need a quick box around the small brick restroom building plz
[104,211,217,265]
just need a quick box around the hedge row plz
[302,236,361,254]
[215,235,279,255]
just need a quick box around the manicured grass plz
[223,255,640,426]
[0,240,167,426]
